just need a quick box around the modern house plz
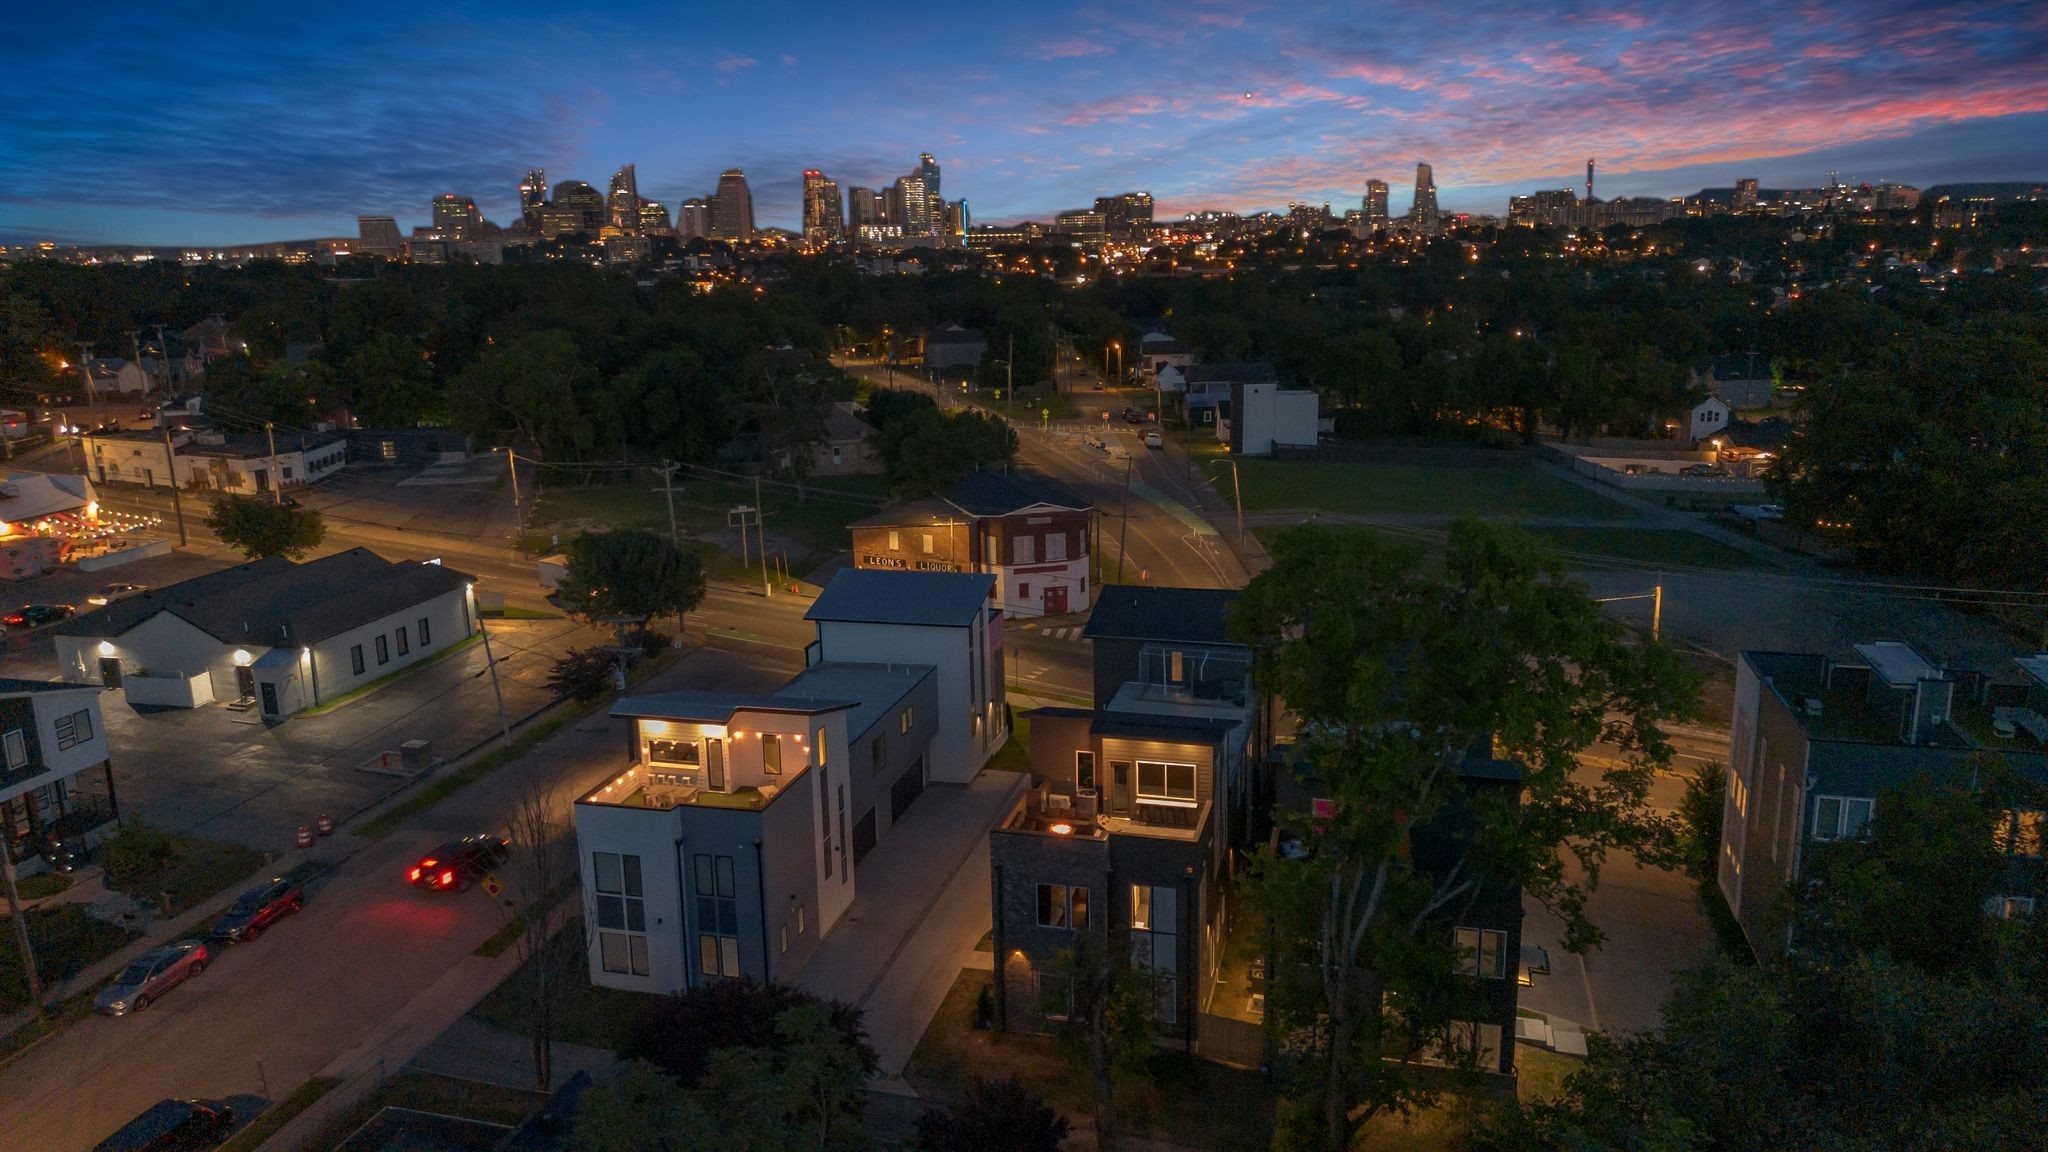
[574,662,937,991]
[1,679,117,867]
[990,585,1260,1041]
[1162,362,1278,427]
[849,470,1094,618]
[1719,642,2048,956]
[1223,380,1319,456]
[804,569,1006,782]
[51,548,477,719]
[83,427,347,494]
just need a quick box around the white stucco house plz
[52,548,477,719]
[1690,396,1732,443]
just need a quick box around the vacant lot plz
[1255,523,1763,573]
[1229,459,1628,520]
[529,473,887,572]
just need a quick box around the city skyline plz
[3,0,2046,245]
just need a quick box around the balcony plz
[1131,643,1251,710]
[1000,788,1207,842]
[579,763,787,812]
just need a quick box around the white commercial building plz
[52,548,476,720]
[1224,379,1319,455]
[83,427,347,494]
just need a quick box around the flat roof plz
[1853,641,1941,687]
[806,569,994,628]
[1084,585,1243,647]
[611,691,856,725]
[779,661,933,740]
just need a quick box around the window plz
[921,533,934,554]
[417,616,431,646]
[396,625,410,656]
[900,707,913,734]
[1035,973,1074,1020]
[1996,808,2046,858]
[375,635,390,665]
[1076,751,1097,795]
[1014,535,1035,564]
[1036,883,1089,929]
[816,726,828,765]
[649,738,699,767]
[351,645,365,675]
[54,709,93,751]
[1812,795,1874,841]
[887,530,900,551]
[1445,1021,1503,1069]
[593,852,650,977]
[1130,884,1178,1023]
[1045,532,1067,562]
[1136,761,1197,804]
[796,904,805,934]
[1454,926,1507,979]
[762,733,782,775]
[1169,650,1185,683]
[1729,770,1748,819]
[1018,583,1030,599]
[1988,895,2036,919]
[871,734,885,778]
[820,765,833,880]
[281,466,294,480]
[3,730,25,771]
[693,854,741,979]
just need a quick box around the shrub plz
[1678,761,1728,881]
[915,1077,1069,1152]
[98,820,181,890]
[548,647,618,702]
[621,981,872,1088]
[631,628,673,656]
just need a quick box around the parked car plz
[88,583,148,606]
[94,940,212,1015]
[1144,430,1163,449]
[5,604,75,628]
[93,1098,235,1152]
[407,834,509,892]
[210,876,304,942]
[1121,406,1145,424]
[1681,463,1730,478]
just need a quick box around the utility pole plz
[127,330,146,400]
[1229,460,1246,555]
[264,421,282,504]
[1,849,46,1026]
[1005,333,1013,424]
[75,344,99,430]
[1652,576,1663,642]
[732,505,751,569]
[153,323,172,396]
[1115,459,1133,584]
[655,460,681,543]
[475,605,510,744]
[161,426,188,545]
[754,476,772,597]
[502,448,527,553]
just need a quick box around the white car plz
[87,583,147,606]
[1144,430,1163,449]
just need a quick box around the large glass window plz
[594,851,649,976]
[694,854,740,979]
[1812,795,1874,841]
[649,738,699,767]
[762,733,782,775]
[1454,926,1507,979]
[395,625,410,656]
[1036,883,1089,929]
[1130,884,1178,1023]
[1075,751,1097,795]
[2,729,25,771]
[1136,761,1197,804]
[1997,808,2046,857]
[418,616,431,646]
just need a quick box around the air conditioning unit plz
[1803,697,1824,717]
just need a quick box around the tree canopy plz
[203,495,325,560]
[554,528,707,623]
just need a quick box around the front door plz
[259,682,279,716]
[1043,584,1068,615]
[235,666,255,700]
[98,658,122,688]
[706,738,726,791]
[1111,761,1132,816]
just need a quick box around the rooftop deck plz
[998,787,1208,843]
[578,763,788,813]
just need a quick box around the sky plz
[3,0,2046,246]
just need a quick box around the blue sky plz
[3,0,2045,245]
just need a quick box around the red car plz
[407,834,509,892]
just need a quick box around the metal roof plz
[1083,585,1243,646]
[806,569,994,628]
[780,662,933,740]
[1853,641,1941,687]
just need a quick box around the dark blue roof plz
[1084,585,1242,646]
[806,569,994,628]
[1091,710,1241,741]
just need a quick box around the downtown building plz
[802,169,845,243]
[1410,162,1441,235]
[712,169,755,239]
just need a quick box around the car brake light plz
[440,870,455,886]
[409,867,421,880]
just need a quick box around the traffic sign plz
[482,874,503,898]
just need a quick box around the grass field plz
[1225,459,1629,520]
[529,473,887,574]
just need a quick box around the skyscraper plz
[431,194,481,240]
[357,216,402,256]
[802,169,844,243]
[1734,178,1759,212]
[712,169,755,239]
[1410,163,1439,235]
[553,181,604,233]
[1364,179,1390,232]
[638,200,673,236]
[1094,192,1154,236]
[847,187,880,239]
[677,197,713,240]
[608,164,641,234]
[917,153,943,234]
[894,174,930,236]
[519,170,548,223]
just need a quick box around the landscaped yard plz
[315,1070,546,1152]
[469,917,653,1052]
[1226,459,1629,520]
[907,969,1277,1150]
[97,825,275,917]
[0,905,136,1013]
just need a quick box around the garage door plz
[890,754,926,822]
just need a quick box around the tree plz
[339,334,440,427]
[1057,931,1155,1152]
[879,407,1019,498]
[915,1077,1069,1152]
[1234,522,1698,1152]
[555,528,707,624]
[546,648,616,701]
[1677,761,1727,883]
[500,778,584,1090]
[621,980,872,1089]
[204,495,325,560]
[572,1061,711,1152]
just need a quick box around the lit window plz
[1136,761,1197,803]
[1454,926,1507,979]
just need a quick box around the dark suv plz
[93,1098,235,1151]
[407,834,509,892]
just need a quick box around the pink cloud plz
[1033,37,1113,61]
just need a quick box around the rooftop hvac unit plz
[1803,697,1824,717]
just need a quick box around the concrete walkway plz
[408,1014,617,1090]
[797,770,1029,1083]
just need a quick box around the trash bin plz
[401,739,432,771]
